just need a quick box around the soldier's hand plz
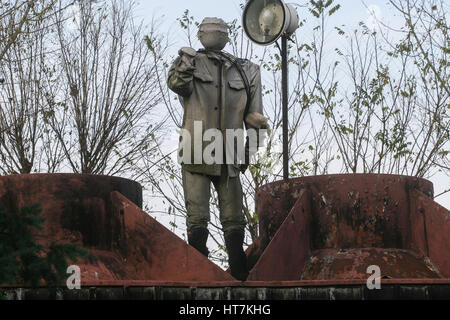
[178,47,197,58]
[176,47,196,73]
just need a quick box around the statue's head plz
[198,17,229,51]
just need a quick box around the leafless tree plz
[0,0,66,174]
[42,0,165,176]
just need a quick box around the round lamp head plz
[243,0,299,45]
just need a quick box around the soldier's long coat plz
[168,50,267,177]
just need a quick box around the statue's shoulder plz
[236,58,260,75]
[235,57,249,65]
[222,52,257,69]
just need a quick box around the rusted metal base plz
[1,173,449,295]
[248,189,312,281]
[248,174,449,281]
[0,174,234,283]
[300,248,440,280]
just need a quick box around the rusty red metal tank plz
[247,174,450,281]
[0,174,235,284]
[1,173,449,299]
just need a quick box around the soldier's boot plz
[225,230,249,281]
[188,227,209,258]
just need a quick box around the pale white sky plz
[137,0,391,49]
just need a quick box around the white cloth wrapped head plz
[197,17,229,51]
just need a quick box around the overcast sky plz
[137,0,392,49]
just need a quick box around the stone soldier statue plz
[167,17,268,281]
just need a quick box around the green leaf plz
[329,4,341,16]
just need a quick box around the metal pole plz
[281,36,289,181]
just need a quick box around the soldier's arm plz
[240,64,270,173]
[244,64,269,131]
[244,64,269,152]
[167,48,196,97]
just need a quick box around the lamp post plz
[242,0,299,180]
[281,35,289,181]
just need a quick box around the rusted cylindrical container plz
[0,174,142,250]
[256,174,433,251]
[0,174,235,283]
[250,174,450,280]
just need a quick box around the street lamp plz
[242,0,299,181]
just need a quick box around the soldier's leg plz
[212,167,248,280]
[182,169,211,257]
